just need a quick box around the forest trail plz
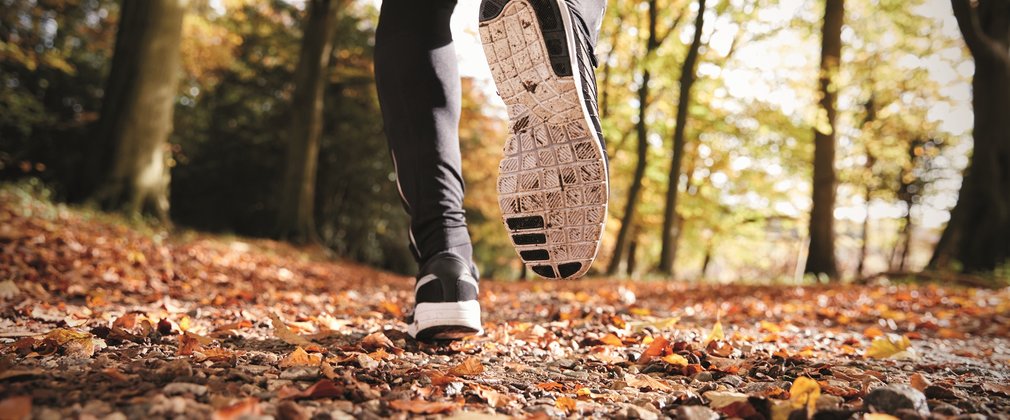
[1,188,1009,419]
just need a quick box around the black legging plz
[374,0,606,267]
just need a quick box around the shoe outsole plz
[479,0,609,280]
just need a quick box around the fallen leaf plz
[320,361,338,380]
[112,313,138,330]
[863,415,900,420]
[555,396,576,414]
[177,333,202,356]
[625,373,673,391]
[659,352,688,366]
[212,398,260,420]
[388,399,457,414]
[43,328,90,345]
[474,385,512,408]
[599,333,623,346]
[195,347,238,363]
[360,331,394,350]
[378,301,403,318]
[448,356,483,376]
[638,336,669,364]
[866,335,916,359]
[789,376,821,414]
[269,313,314,347]
[863,326,885,338]
[705,318,725,344]
[910,373,931,391]
[277,380,345,400]
[0,395,31,420]
[537,382,565,392]
[704,391,749,409]
[982,382,1010,397]
[279,346,322,368]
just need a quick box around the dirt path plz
[1,191,1009,419]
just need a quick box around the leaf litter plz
[1,189,1010,418]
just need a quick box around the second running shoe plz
[478,0,609,279]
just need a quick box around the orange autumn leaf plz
[279,346,322,368]
[212,398,260,420]
[448,356,484,376]
[600,333,623,346]
[555,396,576,414]
[863,326,885,338]
[537,382,565,392]
[388,399,458,414]
[378,301,403,318]
[638,336,669,364]
[662,353,688,366]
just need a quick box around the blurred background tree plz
[1,0,1000,281]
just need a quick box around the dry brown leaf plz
[625,373,674,391]
[320,361,338,380]
[212,398,260,420]
[112,313,138,330]
[195,347,238,363]
[269,313,314,347]
[983,382,1010,396]
[474,385,512,408]
[177,333,202,356]
[448,356,484,376]
[277,380,345,400]
[360,331,394,350]
[388,399,458,414]
[279,346,322,368]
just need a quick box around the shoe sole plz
[479,0,609,279]
[408,301,483,341]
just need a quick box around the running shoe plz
[406,252,483,340]
[479,0,609,279]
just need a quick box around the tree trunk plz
[658,0,707,275]
[898,210,913,271]
[626,225,640,276]
[804,0,844,279]
[276,0,340,244]
[930,0,1010,274]
[856,185,871,277]
[86,0,186,221]
[606,0,660,276]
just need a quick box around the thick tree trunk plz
[276,0,340,244]
[804,0,844,279]
[607,0,660,276]
[86,0,186,221]
[930,0,1010,274]
[658,0,707,275]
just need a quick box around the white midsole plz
[407,301,483,338]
